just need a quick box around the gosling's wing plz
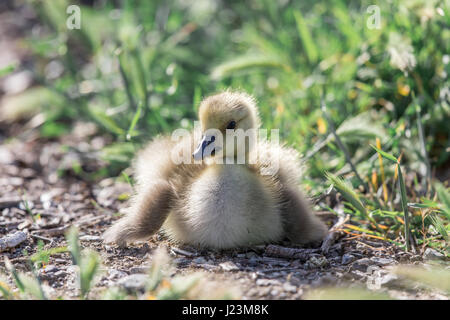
[253,140,304,186]
[254,140,327,244]
[133,135,175,186]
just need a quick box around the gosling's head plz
[193,91,260,161]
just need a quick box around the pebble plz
[305,256,328,269]
[351,258,371,272]
[173,257,190,265]
[423,248,445,261]
[79,235,102,241]
[341,253,355,265]
[378,272,399,286]
[108,269,127,279]
[192,257,207,264]
[245,252,258,259]
[197,263,217,271]
[53,270,67,277]
[117,274,149,293]
[220,261,239,271]
[282,282,297,293]
[371,257,395,266]
[170,247,196,257]
[256,279,279,286]
[130,266,150,274]
[43,265,58,273]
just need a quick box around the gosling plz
[103,91,328,249]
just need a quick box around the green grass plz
[5,0,449,253]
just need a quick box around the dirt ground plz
[0,123,448,300]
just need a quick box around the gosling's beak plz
[192,135,215,161]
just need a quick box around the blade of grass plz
[376,138,389,202]
[397,166,411,251]
[370,145,398,163]
[371,145,412,251]
[325,172,382,233]
[117,49,137,111]
[126,100,143,140]
[293,10,318,64]
[0,63,16,77]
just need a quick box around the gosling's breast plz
[164,164,284,249]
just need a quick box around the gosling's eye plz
[226,120,236,130]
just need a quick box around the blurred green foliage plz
[22,0,449,175]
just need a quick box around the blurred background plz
[0,0,449,251]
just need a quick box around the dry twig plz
[0,231,27,252]
[264,245,319,261]
[321,214,349,254]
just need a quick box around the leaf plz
[325,172,367,216]
[0,277,14,299]
[293,10,318,64]
[396,166,411,251]
[428,214,448,241]
[211,54,290,80]
[79,249,100,298]
[4,257,24,292]
[370,145,398,163]
[88,108,125,136]
[66,227,81,265]
[126,101,143,140]
[435,182,450,219]
[0,87,65,122]
[18,273,47,300]
[156,274,201,300]
[0,64,16,77]
[336,112,388,142]
[407,203,438,209]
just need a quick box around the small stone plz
[352,258,372,272]
[371,257,395,266]
[257,287,271,297]
[43,265,58,273]
[282,282,297,293]
[378,273,399,286]
[117,274,149,293]
[130,266,150,274]
[170,247,196,257]
[198,263,217,271]
[219,261,239,271]
[53,270,67,277]
[256,279,279,286]
[305,256,328,269]
[18,220,31,230]
[423,248,445,261]
[350,270,368,280]
[270,289,279,296]
[192,257,207,264]
[173,257,190,265]
[321,274,338,285]
[79,235,102,241]
[108,269,127,279]
[342,253,355,265]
